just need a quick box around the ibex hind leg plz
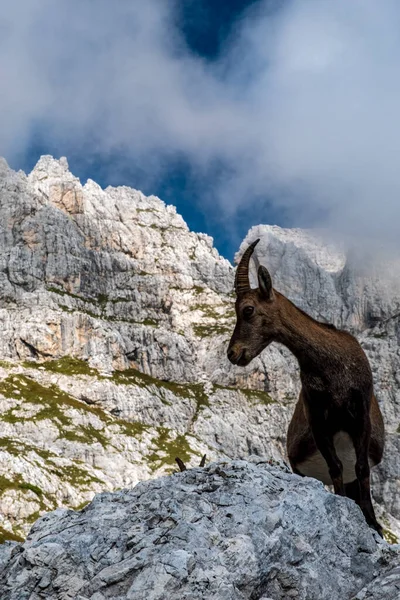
[349,395,383,536]
[308,413,346,496]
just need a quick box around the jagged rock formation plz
[0,460,398,600]
[0,156,289,540]
[0,156,399,544]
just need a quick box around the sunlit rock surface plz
[0,156,398,542]
[0,460,398,600]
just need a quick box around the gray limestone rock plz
[0,460,398,600]
[354,564,400,600]
[0,155,399,545]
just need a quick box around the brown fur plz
[228,257,385,536]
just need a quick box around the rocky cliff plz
[0,460,398,600]
[0,156,399,543]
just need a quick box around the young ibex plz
[227,239,385,535]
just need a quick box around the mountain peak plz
[0,156,398,550]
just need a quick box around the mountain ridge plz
[0,155,398,543]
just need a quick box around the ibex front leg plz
[309,409,345,496]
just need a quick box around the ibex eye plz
[243,306,254,319]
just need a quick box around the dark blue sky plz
[15,0,286,261]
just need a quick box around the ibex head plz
[227,239,279,366]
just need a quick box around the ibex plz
[227,239,385,535]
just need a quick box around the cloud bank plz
[1,0,400,248]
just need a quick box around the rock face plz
[0,460,398,600]
[0,155,399,543]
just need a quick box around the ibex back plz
[227,239,385,536]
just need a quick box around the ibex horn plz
[234,238,260,295]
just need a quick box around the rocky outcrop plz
[0,460,398,600]
[0,155,399,543]
[0,156,290,540]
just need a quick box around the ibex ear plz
[258,266,274,301]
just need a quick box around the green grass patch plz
[0,374,100,416]
[142,318,158,326]
[49,464,103,486]
[26,510,43,525]
[0,437,56,461]
[109,297,132,304]
[0,360,12,369]
[239,388,275,406]
[97,293,108,308]
[19,482,44,497]
[190,304,221,317]
[114,367,188,395]
[0,373,147,447]
[0,437,30,455]
[225,308,236,319]
[0,436,106,517]
[57,301,159,326]
[23,356,98,377]
[0,474,48,512]
[148,427,198,471]
[190,302,235,320]
[59,304,74,314]
[47,286,98,304]
[193,324,230,338]
[48,288,111,309]
[0,376,106,446]
[115,420,148,437]
[383,528,399,545]
[2,410,24,425]
[213,384,275,406]
[0,525,24,544]
[112,368,209,413]
[191,387,209,420]
[0,474,22,494]
[74,499,91,511]
[61,425,108,447]
[0,446,106,538]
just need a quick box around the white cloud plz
[1,0,400,248]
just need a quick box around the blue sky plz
[3,1,400,260]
